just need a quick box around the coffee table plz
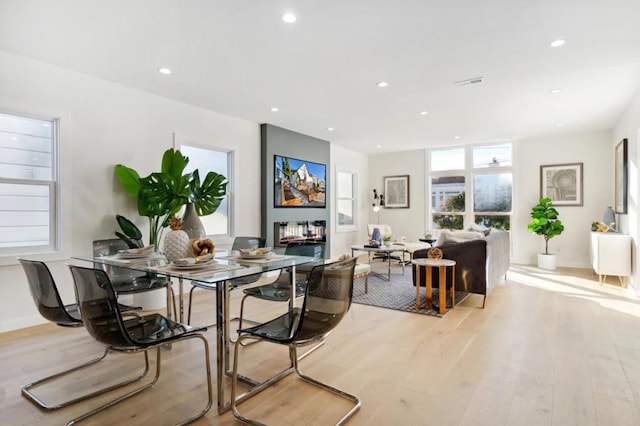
[351,244,406,281]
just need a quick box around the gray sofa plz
[412,229,510,307]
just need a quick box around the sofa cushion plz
[434,229,484,246]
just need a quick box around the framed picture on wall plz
[615,138,628,214]
[540,163,583,206]
[384,175,410,208]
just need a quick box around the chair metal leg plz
[22,347,150,411]
[231,335,360,426]
[66,334,212,426]
[187,285,197,324]
[292,350,361,426]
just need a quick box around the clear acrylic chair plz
[187,236,266,325]
[92,238,176,318]
[231,257,360,425]
[18,258,144,411]
[236,240,325,332]
[67,265,212,425]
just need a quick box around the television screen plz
[274,155,326,208]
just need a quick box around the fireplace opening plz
[274,220,326,248]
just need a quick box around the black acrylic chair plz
[187,236,266,325]
[236,240,325,332]
[67,265,213,425]
[93,239,176,318]
[18,259,144,411]
[231,257,360,425]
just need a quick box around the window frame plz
[335,168,358,232]
[428,142,513,231]
[0,111,59,256]
[177,140,235,241]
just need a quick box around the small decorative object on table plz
[192,238,215,256]
[163,216,191,262]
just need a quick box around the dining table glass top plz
[71,250,317,285]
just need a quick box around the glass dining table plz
[71,250,317,414]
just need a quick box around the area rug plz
[352,263,469,317]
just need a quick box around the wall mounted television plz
[274,154,326,208]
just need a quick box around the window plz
[336,170,357,230]
[0,112,57,253]
[180,144,232,237]
[429,143,512,231]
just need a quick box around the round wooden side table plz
[412,258,456,314]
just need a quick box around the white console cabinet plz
[590,232,631,287]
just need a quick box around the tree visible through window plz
[429,144,512,231]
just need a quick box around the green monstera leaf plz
[138,172,190,219]
[189,169,228,216]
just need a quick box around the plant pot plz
[537,253,557,270]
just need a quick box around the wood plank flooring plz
[1,265,640,425]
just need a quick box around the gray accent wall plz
[261,124,331,256]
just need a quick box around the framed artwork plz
[615,138,628,214]
[540,163,583,206]
[384,175,410,208]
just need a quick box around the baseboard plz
[0,315,47,334]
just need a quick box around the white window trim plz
[173,133,235,247]
[427,142,513,230]
[0,112,59,259]
[335,168,358,232]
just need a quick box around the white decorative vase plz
[163,216,192,261]
[537,253,557,270]
[163,229,190,262]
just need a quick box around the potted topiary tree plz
[527,197,564,270]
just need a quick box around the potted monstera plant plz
[115,148,227,250]
[527,197,564,270]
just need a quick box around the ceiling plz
[1,0,640,154]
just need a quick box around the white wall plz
[512,131,612,268]
[0,50,261,332]
[613,90,640,293]
[369,150,428,241]
[330,144,370,257]
[368,133,612,269]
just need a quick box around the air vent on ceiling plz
[454,76,483,86]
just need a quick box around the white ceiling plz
[1,0,640,154]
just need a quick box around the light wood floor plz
[2,265,640,425]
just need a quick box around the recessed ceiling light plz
[453,136,461,140]
[419,111,429,115]
[376,144,382,149]
[270,107,279,112]
[376,81,389,88]
[549,88,562,94]
[550,39,566,47]
[158,67,172,75]
[327,127,334,131]
[556,122,565,127]
[282,13,296,23]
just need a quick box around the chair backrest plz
[367,224,392,239]
[284,240,325,259]
[68,265,134,347]
[232,237,266,251]
[93,239,147,283]
[294,257,357,340]
[18,259,82,326]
